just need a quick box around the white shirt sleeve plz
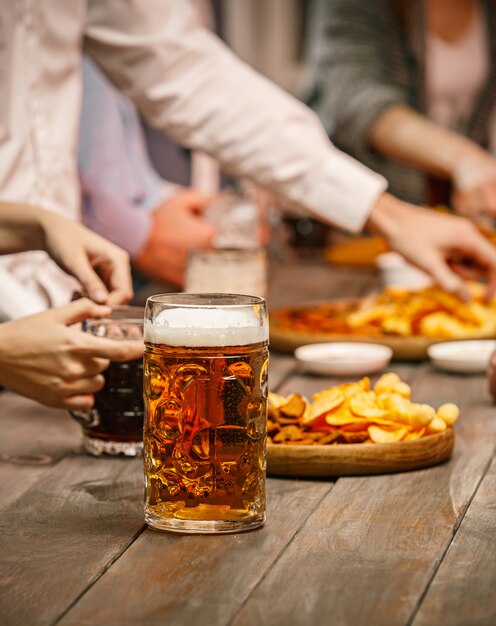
[84,0,387,233]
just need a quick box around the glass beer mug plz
[143,294,269,534]
[70,306,144,457]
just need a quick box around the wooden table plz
[1,261,495,626]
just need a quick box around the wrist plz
[451,145,494,191]
[366,193,405,240]
[448,140,486,180]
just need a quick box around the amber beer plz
[143,294,269,534]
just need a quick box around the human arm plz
[0,299,143,409]
[370,105,496,217]
[84,0,387,234]
[83,0,496,296]
[0,202,133,304]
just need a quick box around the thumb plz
[66,253,109,304]
[49,298,112,326]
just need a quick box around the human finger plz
[65,252,109,304]
[65,356,111,379]
[49,298,111,326]
[63,394,96,410]
[62,374,106,395]
[76,334,144,361]
[453,223,496,271]
[100,252,134,305]
[419,252,469,299]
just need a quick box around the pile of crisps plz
[347,283,496,338]
[272,283,496,339]
[267,373,458,445]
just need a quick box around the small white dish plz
[294,342,393,377]
[427,340,496,374]
[376,252,432,290]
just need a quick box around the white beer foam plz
[145,307,268,347]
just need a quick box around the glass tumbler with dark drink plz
[71,306,144,457]
[143,293,269,534]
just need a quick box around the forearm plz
[0,202,48,253]
[369,105,483,180]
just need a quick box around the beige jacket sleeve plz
[84,0,387,232]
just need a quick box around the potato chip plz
[273,282,496,341]
[306,388,345,424]
[347,304,395,328]
[325,412,367,426]
[374,373,411,398]
[376,392,409,415]
[409,403,436,426]
[267,372,457,447]
[349,391,389,419]
[280,393,308,419]
[436,403,459,426]
[419,312,477,339]
[368,425,409,443]
[381,316,412,336]
[334,378,371,398]
[403,428,426,441]
[268,392,287,410]
[427,415,447,433]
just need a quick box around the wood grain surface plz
[412,457,496,626]
[57,479,333,626]
[0,393,81,512]
[0,260,494,626]
[0,456,145,626]
[232,427,494,626]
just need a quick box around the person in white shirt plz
[1,0,496,306]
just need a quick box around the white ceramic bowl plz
[427,340,496,374]
[294,342,393,377]
[376,252,432,290]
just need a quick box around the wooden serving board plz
[269,326,433,360]
[270,297,495,360]
[267,429,455,477]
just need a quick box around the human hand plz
[39,211,133,305]
[134,189,215,286]
[368,193,496,299]
[0,299,143,409]
[451,149,496,217]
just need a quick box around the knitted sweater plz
[305,0,496,204]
